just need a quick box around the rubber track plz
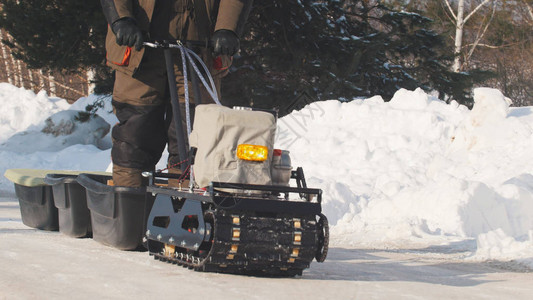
[150,210,320,277]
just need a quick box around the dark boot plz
[112,164,148,187]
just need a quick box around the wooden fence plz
[0,29,91,103]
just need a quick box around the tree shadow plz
[0,217,21,222]
[392,240,477,255]
[0,228,36,234]
[0,190,17,199]
[0,204,19,210]
[508,107,532,118]
[301,246,522,287]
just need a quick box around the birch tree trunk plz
[87,68,96,95]
[445,0,495,72]
[453,0,466,72]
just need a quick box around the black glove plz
[111,18,144,51]
[211,29,240,56]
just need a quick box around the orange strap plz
[107,46,131,66]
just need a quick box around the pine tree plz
[0,0,109,91]
[0,0,492,110]
[223,0,486,114]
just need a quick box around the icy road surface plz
[1,194,531,300]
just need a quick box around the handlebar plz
[143,40,213,49]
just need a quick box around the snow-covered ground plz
[1,83,532,298]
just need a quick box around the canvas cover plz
[189,105,276,188]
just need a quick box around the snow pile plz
[0,86,114,191]
[1,110,111,153]
[277,87,533,265]
[475,229,533,268]
[69,94,118,126]
[1,83,532,267]
[0,83,70,143]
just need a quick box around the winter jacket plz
[100,0,250,76]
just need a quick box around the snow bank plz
[1,110,111,153]
[474,229,533,268]
[1,83,532,267]
[276,87,533,265]
[0,83,70,143]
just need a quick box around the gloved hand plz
[211,29,240,56]
[111,18,144,51]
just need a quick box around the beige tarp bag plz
[189,104,276,188]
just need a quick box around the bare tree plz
[387,0,532,105]
[523,0,533,22]
[444,0,496,71]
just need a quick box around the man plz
[99,0,252,187]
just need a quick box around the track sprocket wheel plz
[315,213,329,262]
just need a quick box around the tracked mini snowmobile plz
[142,41,328,276]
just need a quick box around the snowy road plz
[1,194,531,300]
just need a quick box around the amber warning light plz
[236,144,268,161]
